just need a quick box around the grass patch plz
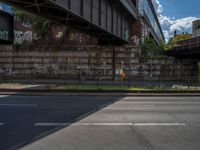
[54,85,129,91]
[1,82,200,92]
[53,84,170,91]
[53,84,200,91]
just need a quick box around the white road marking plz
[0,122,5,126]
[34,123,133,126]
[35,123,70,126]
[73,123,133,126]
[0,104,38,107]
[134,123,186,126]
[0,95,9,98]
[134,105,155,107]
[34,122,186,127]
[111,104,155,107]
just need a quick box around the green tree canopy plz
[141,37,165,57]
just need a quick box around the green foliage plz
[15,9,52,38]
[141,38,165,58]
[166,34,192,50]
[32,17,51,38]
[15,9,33,20]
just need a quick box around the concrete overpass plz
[1,0,138,44]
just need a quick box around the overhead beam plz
[1,0,135,44]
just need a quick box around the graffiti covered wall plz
[13,15,98,45]
[14,16,36,44]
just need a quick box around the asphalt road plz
[0,96,200,150]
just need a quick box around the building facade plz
[193,20,200,38]
[135,0,164,44]
[0,2,14,14]
[0,3,13,44]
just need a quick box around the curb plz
[1,90,200,97]
[1,88,200,93]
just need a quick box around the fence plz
[0,45,198,89]
[0,74,198,90]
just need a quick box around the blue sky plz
[159,0,200,18]
[153,0,200,41]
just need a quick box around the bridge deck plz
[170,37,200,57]
[2,0,138,44]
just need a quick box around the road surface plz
[0,95,200,150]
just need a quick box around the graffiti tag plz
[14,30,36,44]
[22,21,32,28]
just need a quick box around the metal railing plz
[0,74,199,90]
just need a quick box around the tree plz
[141,37,165,58]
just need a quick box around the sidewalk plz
[0,81,200,96]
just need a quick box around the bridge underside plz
[2,0,137,44]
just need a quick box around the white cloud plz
[152,0,163,14]
[152,0,200,42]
[159,15,199,41]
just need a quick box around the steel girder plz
[1,0,138,44]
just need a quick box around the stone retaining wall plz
[0,45,197,81]
[0,45,138,80]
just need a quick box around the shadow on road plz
[0,94,123,150]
